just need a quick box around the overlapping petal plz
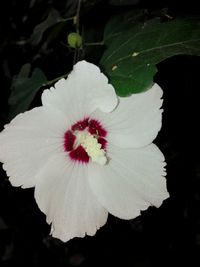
[42,61,118,123]
[34,154,108,241]
[88,143,169,219]
[0,107,68,188]
[92,83,163,148]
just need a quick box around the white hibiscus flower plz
[0,61,169,242]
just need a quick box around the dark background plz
[0,1,200,266]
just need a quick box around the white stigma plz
[75,131,107,165]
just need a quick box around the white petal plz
[92,83,163,148]
[0,107,68,188]
[88,143,169,220]
[42,61,118,123]
[34,154,108,242]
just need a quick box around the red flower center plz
[64,118,107,163]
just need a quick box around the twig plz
[73,0,82,64]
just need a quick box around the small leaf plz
[31,8,62,46]
[9,64,47,119]
[100,12,200,96]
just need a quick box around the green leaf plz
[30,8,62,45]
[9,64,47,119]
[100,12,200,96]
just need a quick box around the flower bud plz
[67,32,82,48]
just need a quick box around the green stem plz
[73,0,82,64]
[84,41,104,46]
[76,0,82,34]
[42,73,68,87]
[60,16,75,23]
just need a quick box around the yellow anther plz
[75,131,107,165]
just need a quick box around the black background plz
[0,1,200,266]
